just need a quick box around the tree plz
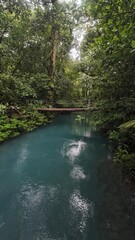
[81,0,135,176]
[0,0,76,105]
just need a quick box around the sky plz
[59,0,85,60]
[59,0,82,5]
[70,28,86,60]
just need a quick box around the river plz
[0,113,133,240]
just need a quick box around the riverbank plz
[0,106,55,143]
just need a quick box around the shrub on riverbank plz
[0,105,51,143]
[89,110,135,178]
[109,121,135,179]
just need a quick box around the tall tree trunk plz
[51,29,58,82]
[51,0,58,105]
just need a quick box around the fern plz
[119,120,135,129]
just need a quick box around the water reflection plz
[20,183,57,210]
[70,165,86,181]
[70,190,94,233]
[73,113,93,138]
[84,131,91,137]
[15,144,29,172]
[17,183,59,239]
[61,140,86,162]
[0,216,5,229]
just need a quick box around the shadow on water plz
[0,112,134,240]
[98,156,135,240]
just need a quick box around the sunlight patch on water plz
[61,140,86,162]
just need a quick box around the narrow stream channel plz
[0,113,108,240]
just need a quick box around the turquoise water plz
[0,113,108,240]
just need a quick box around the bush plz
[0,107,48,143]
[109,120,135,178]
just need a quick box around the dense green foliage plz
[0,0,82,142]
[0,103,52,142]
[0,0,80,104]
[81,0,135,177]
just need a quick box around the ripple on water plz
[19,184,58,209]
[17,183,59,239]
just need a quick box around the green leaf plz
[119,120,135,129]
[131,40,135,48]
